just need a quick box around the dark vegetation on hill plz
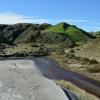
[0,22,95,47]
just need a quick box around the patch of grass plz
[66,26,88,42]
[55,80,99,100]
[48,22,66,33]
[3,43,49,57]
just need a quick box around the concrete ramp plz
[0,60,69,100]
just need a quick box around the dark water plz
[33,57,100,98]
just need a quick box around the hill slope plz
[44,22,95,44]
[0,22,95,47]
[74,37,100,62]
[95,31,100,37]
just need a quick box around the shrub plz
[32,44,39,47]
[65,53,75,59]
[33,47,49,57]
[59,49,65,54]
[86,65,100,73]
[14,52,27,57]
[89,59,98,64]
[82,58,90,62]
[69,49,75,53]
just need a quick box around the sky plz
[0,0,100,32]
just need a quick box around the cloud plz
[92,22,100,25]
[61,19,88,23]
[0,12,49,24]
[0,12,88,24]
[93,27,100,30]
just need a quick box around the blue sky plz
[0,0,100,32]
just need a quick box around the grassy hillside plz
[0,22,95,47]
[44,22,95,44]
[95,31,100,37]
[73,37,100,62]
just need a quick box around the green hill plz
[0,22,95,47]
[44,22,95,44]
[0,23,74,47]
